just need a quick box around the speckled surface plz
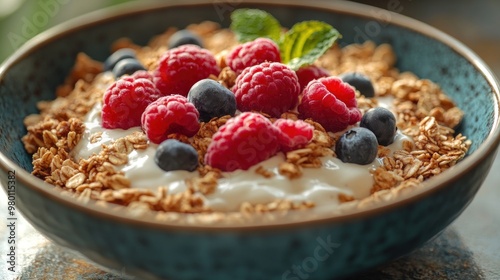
[0,0,499,279]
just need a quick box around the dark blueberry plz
[335,127,378,165]
[168,29,204,49]
[340,72,375,98]
[155,139,199,172]
[103,48,136,71]
[360,107,397,146]
[187,79,237,122]
[112,58,146,78]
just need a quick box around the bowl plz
[1,0,499,279]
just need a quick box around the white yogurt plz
[72,104,411,212]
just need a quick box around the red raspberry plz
[131,70,154,81]
[295,65,330,91]
[102,76,161,129]
[153,45,220,96]
[273,119,314,152]
[205,112,280,171]
[141,95,200,144]
[298,76,362,132]
[226,38,281,74]
[232,62,300,118]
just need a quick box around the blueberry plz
[103,48,136,71]
[112,58,146,78]
[340,72,375,98]
[335,127,378,165]
[155,139,199,172]
[168,29,204,49]
[187,79,237,122]
[360,107,397,146]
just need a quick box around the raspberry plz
[295,65,330,91]
[298,76,362,132]
[131,70,154,81]
[232,62,300,118]
[141,95,200,144]
[273,119,314,152]
[153,45,220,96]
[226,38,281,74]
[101,76,161,129]
[205,112,280,171]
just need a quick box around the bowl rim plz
[1,0,500,231]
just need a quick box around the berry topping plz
[131,70,154,81]
[340,72,375,98]
[168,29,203,49]
[226,38,281,74]
[153,45,220,96]
[335,127,378,165]
[168,29,204,49]
[273,119,314,152]
[360,107,397,146]
[298,76,362,132]
[187,79,237,122]
[155,139,199,172]
[112,58,147,78]
[295,65,330,91]
[205,112,280,171]
[232,62,300,117]
[141,95,200,144]
[101,76,161,129]
[103,48,136,71]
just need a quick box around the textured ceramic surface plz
[1,1,499,279]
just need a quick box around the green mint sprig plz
[230,9,341,71]
[230,9,282,43]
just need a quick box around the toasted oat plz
[158,188,208,213]
[107,152,128,166]
[125,131,149,150]
[278,162,303,179]
[371,167,404,193]
[217,67,237,88]
[338,194,355,203]
[255,166,275,178]
[89,132,103,144]
[191,115,231,165]
[56,53,103,97]
[374,116,469,193]
[187,170,221,195]
[240,199,315,214]
[66,173,86,189]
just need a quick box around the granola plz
[21,20,471,219]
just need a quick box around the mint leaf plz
[230,9,282,43]
[280,21,341,71]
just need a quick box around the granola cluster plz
[21,21,471,219]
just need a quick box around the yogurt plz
[72,103,411,212]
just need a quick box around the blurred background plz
[0,0,499,279]
[1,0,499,75]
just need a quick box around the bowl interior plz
[0,1,498,214]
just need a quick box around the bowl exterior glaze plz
[1,1,499,279]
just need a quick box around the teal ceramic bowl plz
[1,1,499,279]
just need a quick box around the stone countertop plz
[1,0,500,279]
